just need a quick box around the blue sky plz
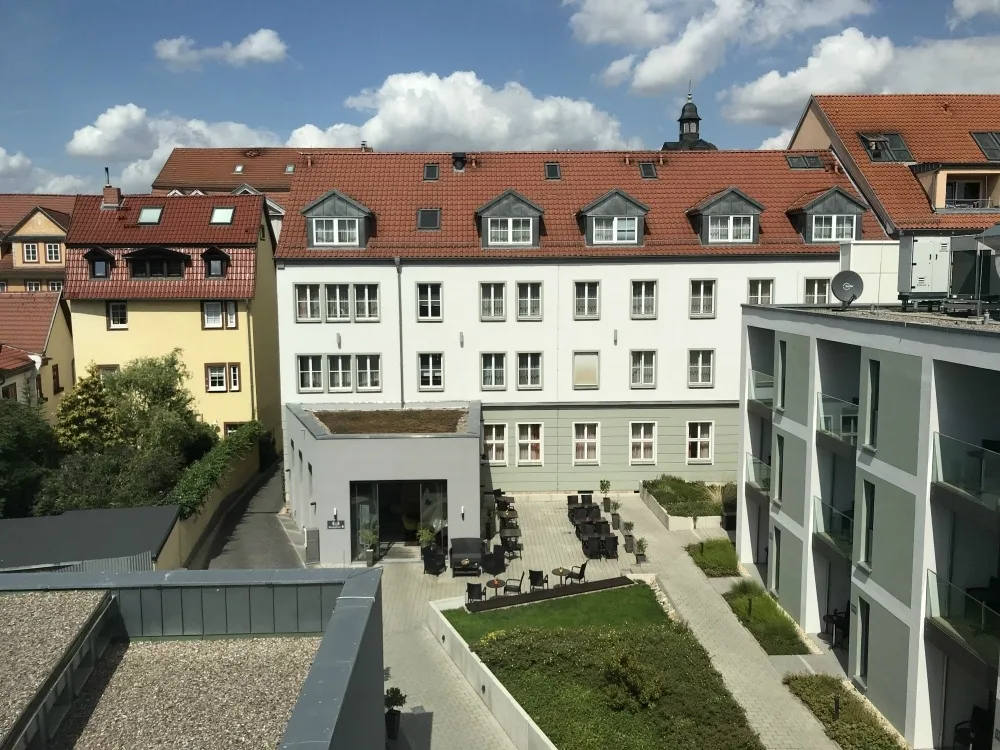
[1,0,999,193]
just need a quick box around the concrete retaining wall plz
[637,486,723,531]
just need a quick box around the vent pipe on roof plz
[452,152,467,171]
[361,140,368,151]
[104,166,110,187]
[624,155,631,165]
[307,155,313,168]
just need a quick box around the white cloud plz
[600,55,637,86]
[757,128,795,150]
[154,29,287,71]
[563,0,673,46]
[0,146,91,194]
[950,0,1000,26]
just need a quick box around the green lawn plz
[785,675,904,750]
[686,538,741,577]
[724,580,811,655]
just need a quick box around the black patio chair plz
[570,506,588,525]
[954,705,993,750]
[529,569,548,591]
[579,493,594,504]
[566,495,579,519]
[422,547,446,575]
[502,535,521,560]
[504,571,525,595]
[467,583,484,604]
[496,498,512,512]
[576,522,595,540]
[483,545,506,576]
[584,536,603,559]
[594,520,611,535]
[586,506,602,522]
[603,535,618,559]
[565,561,587,584]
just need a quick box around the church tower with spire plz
[662,84,718,151]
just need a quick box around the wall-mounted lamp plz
[310,501,317,512]
[336,333,342,349]
[614,329,618,345]
[333,508,338,519]
[461,505,465,520]
[460,332,464,348]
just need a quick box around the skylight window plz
[544,163,561,180]
[417,208,441,230]
[137,207,163,225]
[210,207,235,225]
[786,155,823,169]
[285,163,295,173]
[639,162,657,179]
[234,164,244,174]
[971,132,1000,161]
[859,133,913,162]
[423,163,439,181]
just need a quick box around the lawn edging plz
[427,597,558,750]
[638,486,723,531]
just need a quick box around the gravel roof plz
[50,637,320,750]
[770,305,1000,336]
[0,590,106,742]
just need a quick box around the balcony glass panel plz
[934,433,1000,512]
[748,370,774,408]
[926,570,1000,669]
[746,453,771,496]
[816,393,859,447]
[813,497,854,558]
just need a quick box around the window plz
[593,216,637,243]
[225,301,237,329]
[708,215,753,242]
[639,162,657,179]
[630,351,655,388]
[206,257,226,277]
[328,355,352,391]
[573,351,599,389]
[234,164,244,173]
[517,353,542,389]
[805,278,829,304]
[423,163,439,181]
[46,243,60,262]
[858,597,870,682]
[418,353,444,390]
[23,243,37,262]
[517,423,543,465]
[224,422,247,437]
[356,354,381,391]
[91,259,109,279]
[483,424,507,465]
[690,280,715,317]
[631,280,656,318]
[859,132,913,162]
[573,423,599,465]
[773,527,782,593]
[813,215,855,241]
[129,258,183,278]
[861,480,875,565]
[326,284,351,321]
[210,207,235,224]
[1,383,15,400]
[786,154,823,169]
[0,282,6,292]
[481,353,506,390]
[687,421,713,464]
[774,434,785,500]
[630,422,656,465]
[688,350,714,387]
[417,208,441,230]
[52,364,62,393]
[971,132,1000,161]
[35,374,43,400]
[574,281,600,319]
[137,207,163,224]
[228,363,241,392]
[25,281,41,292]
[48,281,63,292]
[517,282,542,320]
[285,163,296,174]
[544,163,561,180]
[354,284,379,321]
[295,284,322,321]
[488,217,532,245]
[480,283,505,320]
[777,340,787,410]
[202,301,224,329]
[297,355,323,392]
[945,180,986,208]
[106,301,128,329]
[313,217,359,245]
[205,364,227,393]
[96,365,120,379]
[417,283,442,320]
[867,359,880,448]
[748,279,773,305]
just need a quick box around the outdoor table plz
[500,528,521,539]
[499,509,518,521]
[552,567,571,586]
[486,578,504,598]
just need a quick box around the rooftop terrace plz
[754,304,1000,336]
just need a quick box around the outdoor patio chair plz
[483,545,506,576]
[571,506,588,525]
[603,535,618,559]
[497,498,512,512]
[954,705,993,750]
[584,536,603,559]
[594,520,611,535]
[579,493,594,503]
[422,547,446,575]
[504,571,525,595]
[586,506,602,522]
[467,583,484,604]
[565,561,587,584]
[576,522,595,540]
[529,569,548,591]
[502,536,521,560]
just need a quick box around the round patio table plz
[499,509,518,520]
[486,578,504,598]
[552,567,571,587]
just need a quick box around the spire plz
[678,85,701,142]
[687,79,693,101]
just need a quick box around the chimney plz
[452,152,467,172]
[101,167,121,209]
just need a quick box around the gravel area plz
[0,590,105,741]
[50,637,321,750]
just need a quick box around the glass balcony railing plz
[748,370,775,408]
[926,570,1000,669]
[933,433,1000,512]
[816,393,860,447]
[813,497,854,558]
[746,453,771,496]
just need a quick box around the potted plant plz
[484,505,497,539]
[634,537,648,564]
[359,522,379,567]
[610,500,622,530]
[417,524,437,549]
[385,684,407,740]
[600,479,612,511]
[622,521,635,553]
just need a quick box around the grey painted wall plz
[776,332,811,425]
[773,429,808,527]
[774,525,803,618]
[934,360,1000,447]
[850,592,911,735]
[480,404,739,492]
[857,468,916,607]
[747,326,775,374]
[860,347,921,473]
[815,339,861,402]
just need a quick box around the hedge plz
[168,421,263,518]
[784,674,904,750]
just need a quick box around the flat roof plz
[314,407,468,435]
[747,304,1000,337]
[49,637,320,750]
[0,590,105,741]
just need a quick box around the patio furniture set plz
[567,493,619,559]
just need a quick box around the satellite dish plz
[831,270,864,308]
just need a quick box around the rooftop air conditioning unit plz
[898,236,952,301]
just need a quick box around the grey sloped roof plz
[0,505,180,571]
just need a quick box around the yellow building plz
[64,186,281,442]
[0,196,77,293]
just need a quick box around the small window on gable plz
[417,208,441,230]
[423,163,439,181]
[971,132,1000,161]
[859,133,913,162]
[234,164,244,173]
[544,163,561,180]
[285,163,295,173]
[210,207,234,225]
[137,207,163,225]
[639,162,657,179]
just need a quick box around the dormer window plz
[488,218,531,245]
[130,258,184,279]
[210,207,234,225]
[313,218,358,246]
[708,215,752,243]
[92,259,108,278]
[203,249,229,278]
[137,207,163,225]
[859,132,913,162]
[812,215,855,241]
[594,216,637,243]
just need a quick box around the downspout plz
[246,299,258,420]
[395,257,405,408]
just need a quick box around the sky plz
[1,0,999,194]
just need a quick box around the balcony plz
[932,433,1000,515]
[747,369,774,418]
[745,453,771,506]
[944,197,996,210]
[813,497,854,561]
[816,393,859,457]
[926,570,1000,673]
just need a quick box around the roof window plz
[858,133,913,162]
[971,132,1000,161]
[786,155,823,169]
[417,208,441,230]
[234,164,244,174]
[210,207,235,225]
[423,163,440,181]
[285,163,295,173]
[544,163,561,180]
[137,207,163,225]
[639,162,657,179]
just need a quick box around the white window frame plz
[516,281,542,321]
[517,352,542,390]
[480,283,506,321]
[45,243,60,262]
[203,300,224,329]
[516,422,544,466]
[210,207,235,225]
[631,280,656,318]
[708,215,753,243]
[812,214,855,242]
[48,280,63,292]
[748,278,773,305]
[354,283,379,322]
[297,355,323,393]
[25,281,41,292]
[630,350,656,389]
[206,365,227,393]
[225,301,237,329]
[295,284,322,322]
[22,243,37,262]
[481,352,506,391]
[313,217,359,246]
[686,421,714,464]
[688,349,715,388]
[325,283,351,322]
[805,278,830,304]
[574,281,600,320]
[228,363,241,391]
[137,206,163,225]
[629,421,657,466]
[483,423,508,466]
[417,352,444,391]
[488,217,532,246]
[416,282,443,321]
[356,354,381,392]
[572,351,600,390]
[107,301,128,329]
[593,216,637,244]
[327,354,352,392]
[572,422,600,466]
[690,279,716,318]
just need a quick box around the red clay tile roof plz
[0,291,60,352]
[276,150,883,260]
[0,194,78,235]
[0,345,35,375]
[812,94,1000,231]
[66,193,265,247]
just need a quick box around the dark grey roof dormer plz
[476,189,544,248]
[577,189,649,246]
[301,189,374,249]
[686,187,764,244]
[786,186,867,243]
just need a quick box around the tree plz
[0,399,61,517]
[54,363,121,452]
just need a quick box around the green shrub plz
[785,675,903,750]
[724,580,810,655]
[168,421,263,518]
[686,538,740,577]
[721,482,738,513]
[642,474,722,517]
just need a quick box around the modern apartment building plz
[63,185,282,441]
[0,194,77,292]
[737,303,1000,749]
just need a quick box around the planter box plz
[638,487,723,532]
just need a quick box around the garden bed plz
[686,539,741,577]
[639,476,733,530]
[784,675,906,750]
[314,408,464,435]
[723,580,810,655]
